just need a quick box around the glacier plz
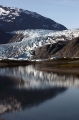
[0,29,79,60]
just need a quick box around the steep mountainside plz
[0,29,14,44]
[0,5,67,32]
[53,37,79,58]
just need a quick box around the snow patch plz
[0,8,10,15]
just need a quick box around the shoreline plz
[0,58,79,75]
[38,67,79,75]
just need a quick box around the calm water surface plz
[0,65,79,120]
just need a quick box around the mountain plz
[0,29,14,44]
[0,5,67,32]
[0,29,79,59]
[53,37,79,58]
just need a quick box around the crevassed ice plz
[0,29,79,59]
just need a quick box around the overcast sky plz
[0,0,79,29]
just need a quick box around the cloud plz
[47,0,79,6]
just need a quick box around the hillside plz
[0,5,67,32]
[53,37,79,58]
[33,41,69,59]
[0,29,14,44]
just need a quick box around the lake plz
[0,65,79,120]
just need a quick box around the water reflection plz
[0,65,79,88]
[0,65,79,116]
[0,77,66,115]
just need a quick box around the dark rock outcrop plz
[33,37,79,59]
[0,29,13,44]
[53,37,79,58]
[33,41,69,59]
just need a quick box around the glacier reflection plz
[0,76,66,115]
[0,65,79,119]
[0,65,79,88]
[0,65,79,115]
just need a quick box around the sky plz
[0,0,79,29]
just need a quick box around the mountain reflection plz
[0,77,66,115]
[0,65,79,115]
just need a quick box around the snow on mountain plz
[0,5,67,32]
[0,7,10,15]
[0,5,40,19]
[0,29,79,59]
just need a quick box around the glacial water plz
[0,65,79,120]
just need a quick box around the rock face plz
[33,41,69,59]
[53,37,79,58]
[33,37,79,59]
[0,5,67,32]
[8,33,24,43]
